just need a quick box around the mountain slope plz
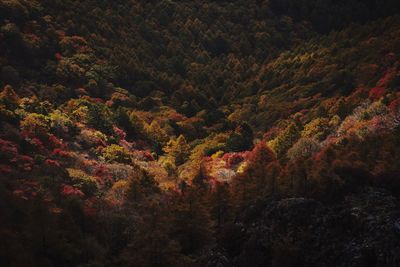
[1,1,400,266]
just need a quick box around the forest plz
[1,0,400,266]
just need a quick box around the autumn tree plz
[20,113,50,139]
[301,118,330,141]
[268,121,300,158]
[125,168,160,202]
[232,142,281,209]
[102,144,131,164]
[0,84,20,109]
[287,138,320,160]
[145,120,169,153]
[163,135,191,166]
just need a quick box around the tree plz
[126,169,160,202]
[0,84,20,109]
[120,199,187,267]
[20,113,50,138]
[145,120,169,152]
[209,182,232,229]
[87,102,114,134]
[287,138,320,160]
[171,186,214,255]
[102,144,131,164]
[301,118,330,141]
[163,135,191,165]
[128,112,146,138]
[48,110,76,137]
[268,122,300,158]
[232,142,280,208]
[225,123,254,152]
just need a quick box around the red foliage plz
[83,199,97,217]
[93,164,113,184]
[12,181,40,200]
[55,53,63,60]
[0,165,12,173]
[30,137,46,152]
[0,139,18,159]
[263,126,281,141]
[247,142,275,164]
[19,155,34,163]
[49,134,65,148]
[389,98,400,113]
[168,111,186,122]
[325,136,340,146]
[0,140,33,172]
[52,148,71,157]
[45,159,61,167]
[142,150,154,161]
[376,68,396,88]
[113,126,126,140]
[18,155,34,172]
[82,96,104,103]
[313,147,335,162]
[223,153,245,168]
[105,100,113,107]
[313,151,325,162]
[369,87,385,100]
[13,189,24,198]
[56,30,66,38]
[93,98,104,103]
[61,184,84,197]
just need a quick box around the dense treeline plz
[1,0,400,266]
[269,0,400,33]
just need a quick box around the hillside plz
[1,0,400,266]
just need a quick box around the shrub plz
[102,144,131,164]
[66,168,98,196]
[20,113,49,138]
[49,110,76,136]
[77,129,107,148]
[61,184,84,198]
